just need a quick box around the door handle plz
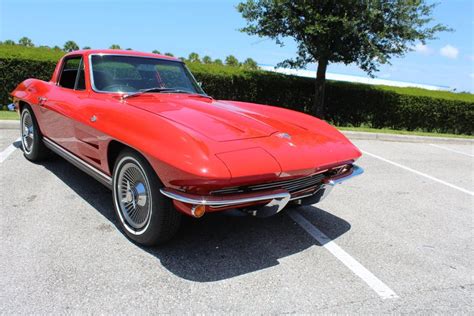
[38,97,47,106]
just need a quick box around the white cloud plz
[414,43,432,55]
[440,45,459,59]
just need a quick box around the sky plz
[0,0,473,92]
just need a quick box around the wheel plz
[20,105,49,161]
[112,149,181,246]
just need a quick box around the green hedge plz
[1,56,472,135]
[0,57,57,106]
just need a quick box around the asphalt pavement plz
[0,128,472,313]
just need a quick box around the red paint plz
[11,50,362,215]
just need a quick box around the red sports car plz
[11,49,363,246]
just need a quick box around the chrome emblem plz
[276,132,291,140]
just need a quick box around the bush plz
[189,65,473,135]
[0,57,57,106]
[0,52,473,135]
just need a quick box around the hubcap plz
[21,111,34,153]
[117,162,151,230]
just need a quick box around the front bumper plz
[160,164,364,217]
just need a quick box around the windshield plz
[90,55,205,95]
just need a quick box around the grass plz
[0,110,19,120]
[337,126,473,139]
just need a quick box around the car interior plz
[58,62,85,90]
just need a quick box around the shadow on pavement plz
[41,156,351,282]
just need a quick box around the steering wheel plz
[102,84,137,93]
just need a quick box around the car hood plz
[125,94,307,141]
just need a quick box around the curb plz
[0,120,19,130]
[0,119,471,145]
[341,130,473,145]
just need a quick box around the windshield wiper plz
[122,87,192,99]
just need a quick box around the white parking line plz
[362,150,474,196]
[0,138,21,164]
[429,144,474,158]
[287,210,398,300]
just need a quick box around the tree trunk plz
[311,59,328,118]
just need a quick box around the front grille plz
[211,172,327,196]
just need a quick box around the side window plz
[58,57,86,90]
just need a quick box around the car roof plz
[64,49,180,61]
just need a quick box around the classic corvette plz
[11,49,363,245]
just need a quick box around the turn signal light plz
[191,205,206,218]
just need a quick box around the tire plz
[112,149,181,246]
[20,105,49,161]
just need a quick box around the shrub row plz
[1,57,472,134]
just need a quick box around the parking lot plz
[0,128,472,313]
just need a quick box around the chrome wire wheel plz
[116,161,152,233]
[21,110,34,154]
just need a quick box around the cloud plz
[414,43,432,55]
[440,45,459,59]
[470,73,474,79]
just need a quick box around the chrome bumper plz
[160,164,364,217]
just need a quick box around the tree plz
[82,46,91,50]
[109,44,121,49]
[3,39,15,45]
[213,59,223,66]
[242,57,259,70]
[237,1,450,118]
[188,52,201,63]
[152,50,161,54]
[164,52,174,57]
[126,48,133,50]
[202,55,212,64]
[225,55,240,67]
[18,37,34,47]
[63,41,79,52]
[53,45,62,51]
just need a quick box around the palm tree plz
[188,52,201,63]
[63,41,79,52]
[225,55,239,67]
[242,58,259,70]
[18,37,34,47]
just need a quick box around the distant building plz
[260,65,450,91]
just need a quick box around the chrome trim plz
[43,137,112,189]
[211,171,327,195]
[160,165,362,215]
[324,164,364,186]
[293,164,364,205]
[160,188,291,215]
